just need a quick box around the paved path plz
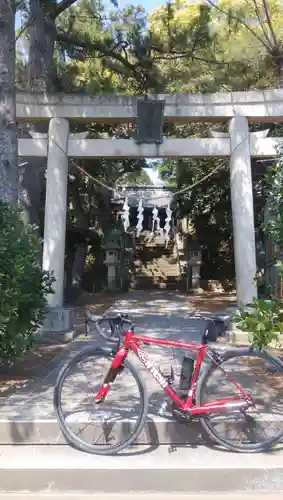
[0,291,207,444]
[0,291,282,448]
[108,290,206,342]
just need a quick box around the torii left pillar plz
[39,117,74,342]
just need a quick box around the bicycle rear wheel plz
[197,347,283,452]
[54,346,148,455]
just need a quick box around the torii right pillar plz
[229,116,257,308]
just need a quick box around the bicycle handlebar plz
[85,309,134,341]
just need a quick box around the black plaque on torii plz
[135,97,165,145]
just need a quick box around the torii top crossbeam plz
[16,88,283,123]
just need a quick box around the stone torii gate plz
[16,89,283,338]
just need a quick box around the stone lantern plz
[103,228,123,291]
[187,243,202,292]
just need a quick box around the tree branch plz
[53,0,78,19]
[250,0,273,49]
[153,52,231,65]
[204,0,272,52]
[262,0,278,47]
[57,31,139,75]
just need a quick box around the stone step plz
[0,413,209,446]
[133,279,179,285]
[133,271,179,278]
[1,402,282,447]
[133,261,177,267]
[131,283,180,290]
[132,282,180,290]
[134,272,179,279]
[134,265,179,273]
[2,292,282,496]
[0,444,283,494]
[1,495,283,500]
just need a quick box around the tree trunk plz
[27,0,57,92]
[64,242,76,302]
[68,181,90,293]
[0,0,18,203]
[19,0,57,224]
[72,242,88,289]
[271,47,283,87]
[277,54,283,87]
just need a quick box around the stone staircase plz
[131,232,181,290]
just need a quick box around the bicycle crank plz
[171,400,198,423]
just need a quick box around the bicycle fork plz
[95,347,128,404]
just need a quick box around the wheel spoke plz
[198,350,283,452]
[54,348,147,455]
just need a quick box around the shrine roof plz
[112,184,175,207]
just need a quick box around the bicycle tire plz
[196,347,283,453]
[54,346,148,455]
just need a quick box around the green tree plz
[0,0,18,203]
[18,0,148,225]
[147,0,220,93]
[205,0,283,88]
[119,169,153,185]
[0,203,54,360]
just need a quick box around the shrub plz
[0,202,54,362]
[235,298,283,349]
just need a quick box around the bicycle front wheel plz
[54,346,148,455]
[197,347,283,452]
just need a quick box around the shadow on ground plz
[1,291,282,455]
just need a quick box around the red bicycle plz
[54,312,283,455]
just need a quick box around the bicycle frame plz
[95,329,252,414]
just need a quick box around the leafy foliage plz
[263,146,283,247]
[236,298,283,349]
[0,203,54,361]
[206,0,283,88]
[118,169,153,185]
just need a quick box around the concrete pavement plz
[1,495,283,499]
[0,444,283,493]
[0,291,209,446]
[1,291,283,496]
[0,290,283,449]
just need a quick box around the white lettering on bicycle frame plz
[137,347,168,389]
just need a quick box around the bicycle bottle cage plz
[179,356,194,394]
[160,366,175,385]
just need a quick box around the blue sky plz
[16,0,162,27]
[109,0,162,10]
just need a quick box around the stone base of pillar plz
[35,307,75,344]
[188,287,204,295]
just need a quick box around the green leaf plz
[0,202,54,362]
